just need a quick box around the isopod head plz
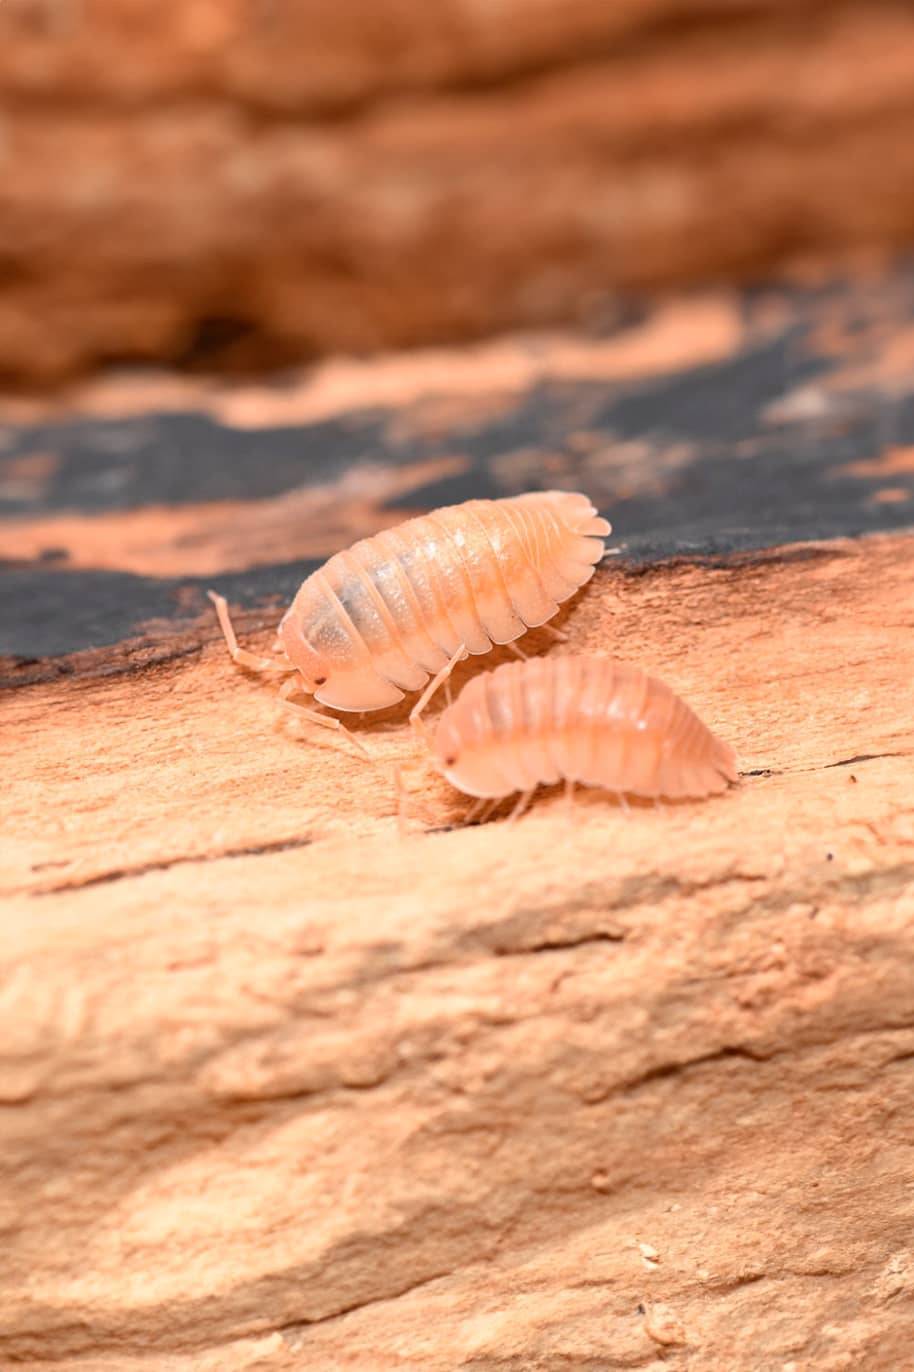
[278,598,406,711]
[432,685,501,797]
[276,606,328,695]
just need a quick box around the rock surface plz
[3,1,914,377]
[4,538,914,1370]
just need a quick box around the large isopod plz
[429,654,737,821]
[208,491,610,747]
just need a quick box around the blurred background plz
[2,0,914,384]
[5,0,914,671]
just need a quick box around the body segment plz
[433,655,737,803]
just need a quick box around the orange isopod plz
[208,491,610,744]
[429,654,737,819]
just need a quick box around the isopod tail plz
[712,736,739,786]
[555,490,612,540]
[677,733,738,797]
[541,491,610,593]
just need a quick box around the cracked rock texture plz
[4,534,914,1369]
[4,0,914,378]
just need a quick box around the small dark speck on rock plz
[849,774,858,784]
[827,852,835,861]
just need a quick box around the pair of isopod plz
[209,490,737,824]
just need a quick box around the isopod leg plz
[277,677,371,761]
[464,797,500,826]
[207,590,291,674]
[506,640,528,661]
[541,623,568,644]
[409,643,468,735]
[564,777,576,820]
[506,788,536,826]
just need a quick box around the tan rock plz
[3,535,914,1368]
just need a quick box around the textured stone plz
[3,535,914,1369]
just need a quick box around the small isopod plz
[428,654,737,821]
[208,491,610,749]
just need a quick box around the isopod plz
[208,491,610,748]
[428,654,737,821]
